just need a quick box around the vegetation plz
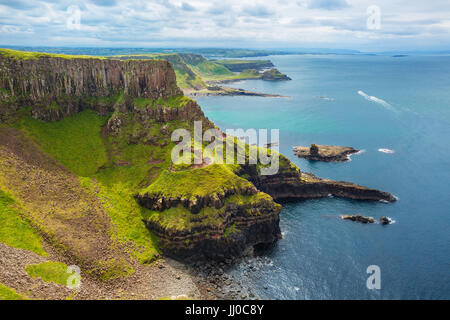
[213,59,273,72]
[81,177,160,264]
[25,262,71,286]
[110,53,265,90]
[9,110,163,269]
[0,48,105,60]
[139,164,253,199]
[14,110,109,176]
[0,189,46,256]
[0,284,27,300]
[133,95,192,110]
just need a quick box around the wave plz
[358,90,394,110]
[378,148,395,154]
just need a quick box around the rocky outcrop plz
[145,196,281,262]
[136,184,258,214]
[0,52,182,121]
[380,216,392,225]
[132,99,211,124]
[294,144,359,162]
[261,68,291,81]
[236,157,396,203]
[214,60,274,72]
[342,214,375,223]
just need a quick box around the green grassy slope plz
[0,189,47,256]
[0,283,28,300]
[25,261,71,286]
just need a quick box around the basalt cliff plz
[0,49,395,274]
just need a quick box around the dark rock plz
[294,144,359,162]
[342,214,375,224]
[380,216,392,225]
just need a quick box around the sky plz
[1,0,450,52]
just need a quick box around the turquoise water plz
[196,54,450,299]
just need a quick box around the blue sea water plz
[195,54,450,299]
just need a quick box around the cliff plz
[236,155,396,203]
[213,59,275,72]
[0,49,182,121]
[0,49,281,268]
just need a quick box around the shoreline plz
[184,87,289,98]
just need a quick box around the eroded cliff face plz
[0,54,182,121]
[236,156,396,203]
[144,194,282,262]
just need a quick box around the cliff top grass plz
[139,164,254,199]
[0,284,28,300]
[0,189,47,256]
[13,110,109,177]
[133,95,192,110]
[25,261,71,286]
[0,48,107,60]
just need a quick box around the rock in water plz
[293,144,359,162]
[380,216,392,225]
[342,214,375,224]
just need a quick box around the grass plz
[108,53,264,89]
[94,258,134,281]
[0,189,46,256]
[81,176,160,264]
[214,59,271,66]
[139,164,253,199]
[0,284,27,300]
[145,191,277,233]
[0,48,105,60]
[133,95,192,110]
[25,261,71,286]
[14,110,109,177]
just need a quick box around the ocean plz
[195,54,450,299]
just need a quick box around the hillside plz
[0,49,395,300]
[111,53,290,95]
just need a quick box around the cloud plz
[241,4,273,17]
[0,0,449,51]
[0,0,38,10]
[181,2,197,12]
[207,3,232,15]
[307,0,349,10]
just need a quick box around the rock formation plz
[0,52,181,121]
[342,214,375,224]
[237,156,396,203]
[294,144,360,162]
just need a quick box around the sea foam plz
[378,148,395,154]
[358,90,394,110]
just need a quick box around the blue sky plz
[1,0,450,52]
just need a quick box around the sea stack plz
[294,144,359,162]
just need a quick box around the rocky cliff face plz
[236,156,396,203]
[0,54,182,121]
[145,195,281,262]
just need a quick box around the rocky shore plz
[294,144,360,162]
[184,87,287,98]
[237,157,397,203]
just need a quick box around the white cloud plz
[0,0,449,51]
